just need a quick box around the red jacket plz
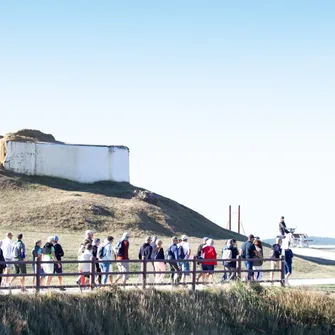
[202,246,217,265]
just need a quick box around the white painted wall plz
[3,141,130,183]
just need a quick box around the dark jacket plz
[285,249,294,264]
[154,247,165,260]
[138,243,153,260]
[54,243,64,261]
[0,248,6,270]
[224,246,239,268]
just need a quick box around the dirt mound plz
[3,129,56,143]
[0,129,58,165]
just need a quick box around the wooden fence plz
[0,255,286,292]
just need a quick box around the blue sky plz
[1,1,335,238]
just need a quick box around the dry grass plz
[0,284,334,334]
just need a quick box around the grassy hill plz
[0,168,244,240]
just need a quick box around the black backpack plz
[269,244,281,258]
[42,242,52,255]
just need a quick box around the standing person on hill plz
[201,239,217,283]
[114,232,130,286]
[167,236,183,285]
[0,241,6,287]
[279,216,289,237]
[284,241,294,285]
[154,239,166,283]
[9,233,27,291]
[179,235,191,285]
[138,236,153,283]
[1,232,13,286]
[92,238,102,285]
[196,237,208,282]
[269,238,282,282]
[244,234,261,281]
[253,239,264,281]
[222,239,239,281]
[42,236,61,288]
[53,236,65,291]
[99,236,115,286]
[31,240,45,287]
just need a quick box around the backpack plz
[114,240,123,256]
[178,245,185,260]
[42,242,52,255]
[222,248,232,260]
[269,244,281,259]
[98,246,106,259]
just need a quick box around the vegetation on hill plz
[0,284,334,334]
[0,169,244,240]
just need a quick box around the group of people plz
[0,233,65,291]
[0,223,294,291]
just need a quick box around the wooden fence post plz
[237,255,242,280]
[280,255,285,287]
[90,257,96,291]
[142,259,147,289]
[35,257,41,293]
[192,256,196,291]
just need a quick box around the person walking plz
[284,241,294,285]
[222,239,238,281]
[92,238,102,285]
[179,235,191,285]
[114,232,130,286]
[78,244,93,287]
[53,236,65,291]
[154,239,166,283]
[42,236,61,287]
[2,232,13,286]
[244,234,261,281]
[201,239,217,283]
[31,240,45,287]
[167,236,183,285]
[196,237,208,282]
[99,236,115,285]
[10,233,27,291]
[0,241,6,287]
[270,238,282,282]
[253,239,264,281]
[138,236,153,283]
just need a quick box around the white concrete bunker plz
[1,140,130,183]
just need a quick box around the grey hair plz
[206,238,214,246]
[47,236,55,243]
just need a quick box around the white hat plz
[181,235,188,241]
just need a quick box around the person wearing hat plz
[114,232,130,286]
[279,216,289,237]
[179,235,191,285]
[1,232,13,286]
[53,235,65,291]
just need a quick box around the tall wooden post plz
[228,205,232,231]
[238,205,241,234]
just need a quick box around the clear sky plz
[1,1,335,238]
